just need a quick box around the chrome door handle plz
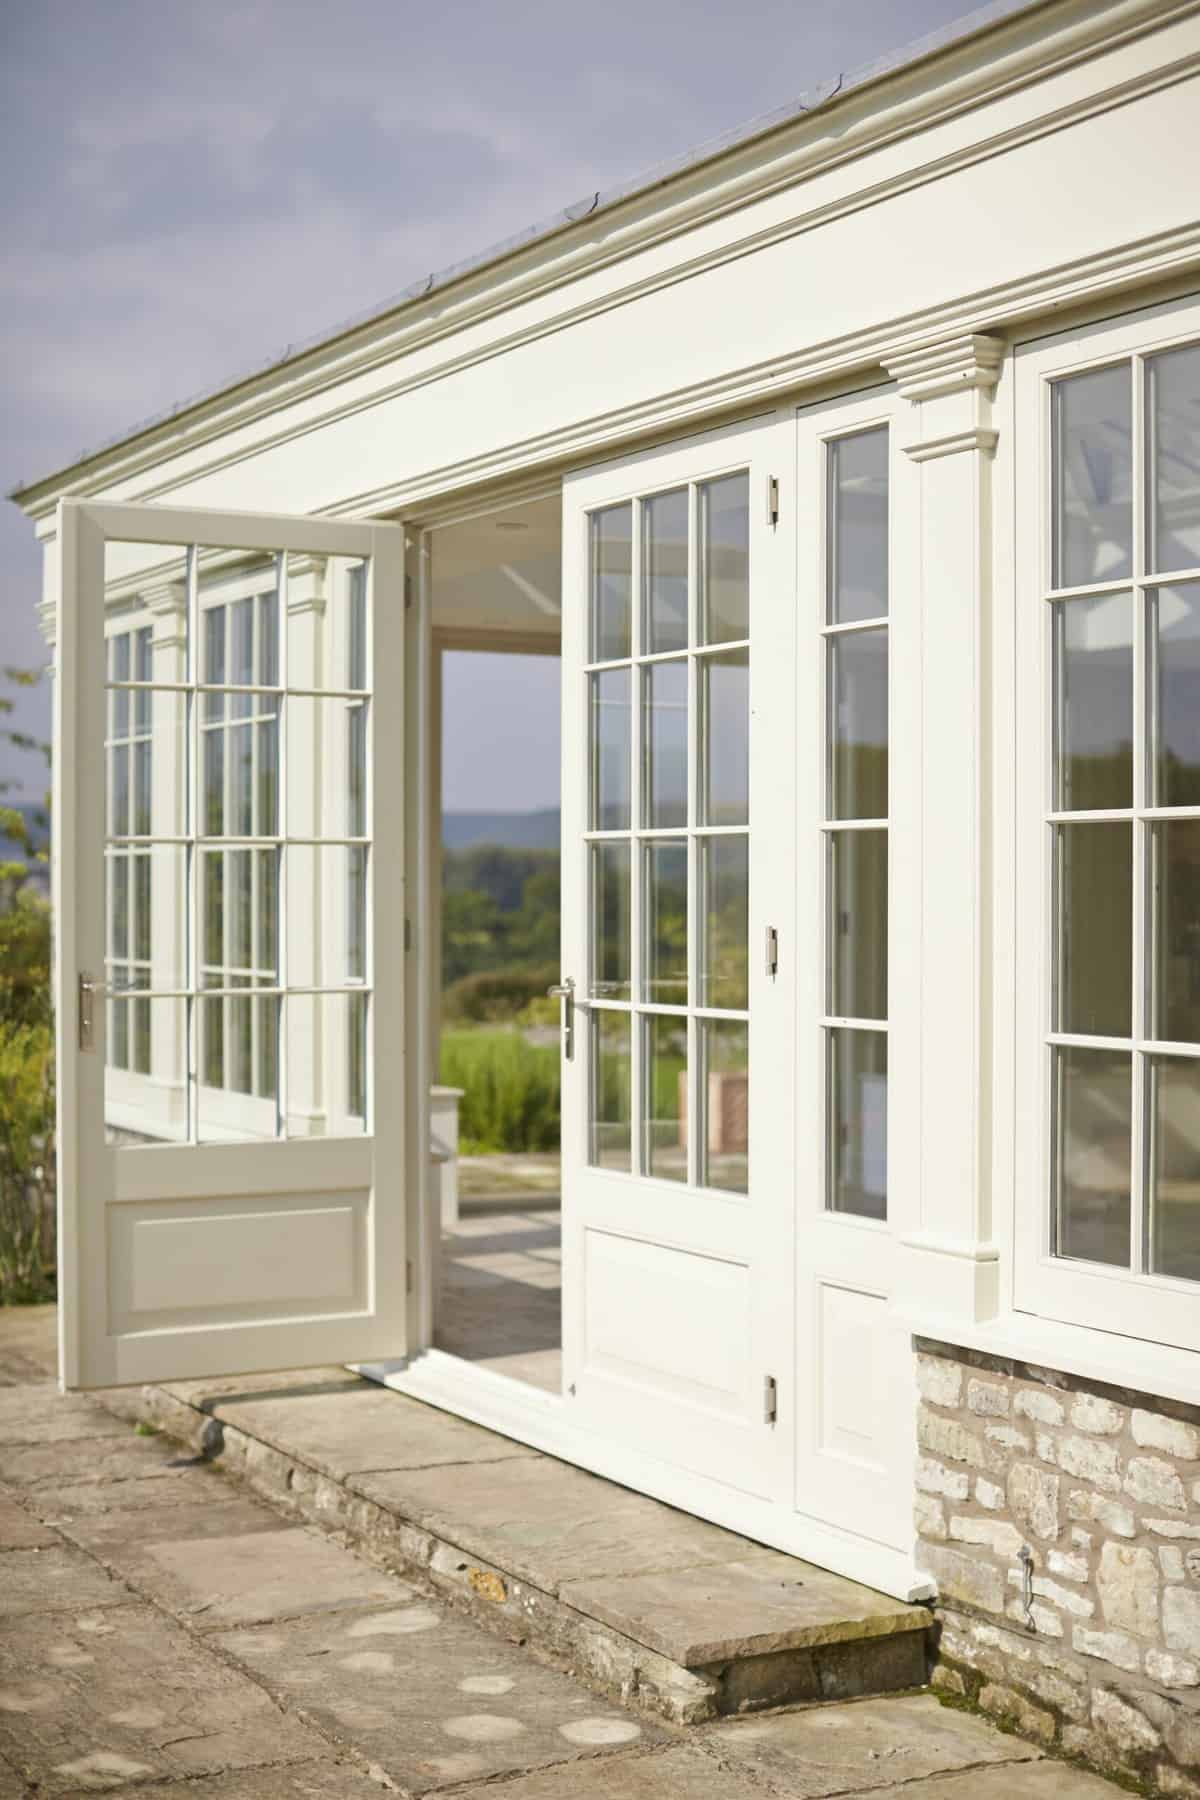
[546,977,575,1062]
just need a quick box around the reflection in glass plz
[830,829,887,1021]
[590,504,632,662]
[700,649,748,826]
[1150,344,1200,576]
[1053,1045,1130,1267]
[643,488,689,654]
[590,669,631,831]
[1154,585,1200,807]
[829,630,887,820]
[644,1013,687,1183]
[104,997,187,1145]
[1149,1057,1200,1282]
[590,1010,631,1171]
[643,841,687,1005]
[1153,821,1200,1044]
[698,472,749,644]
[828,1028,887,1219]
[1056,823,1132,1039]
[591,843,631,1000]
[283,994,366,1137]
[1052,365,1132,590]
[700,835,748,1010]
[828,428,888,624]
[1053,591,1132,811]
[644,660,688,829]
[700,1019,748,1194]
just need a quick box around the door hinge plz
[763,1374,778,1425]
[78,972,103,1052]
[406,1259,414,1294]
[765,925,778,978]
[404,572,415,610]
[404,918,413,952]
[766,475,779,527]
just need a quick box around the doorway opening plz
[425,496,563,1395]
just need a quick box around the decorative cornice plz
[884,333,1006,402]
[901,425,1000,461]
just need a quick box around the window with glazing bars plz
[1046,342,1200,1284]
[106,624,153,1073]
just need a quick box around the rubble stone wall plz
[916,1337,1200,1794]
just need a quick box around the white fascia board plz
[10,0,1192,524]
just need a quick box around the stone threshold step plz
[99,1366,931,1725]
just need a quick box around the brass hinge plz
[763,1374,778,1426]
[766,476,780,527]
[78,972,105,1052]
[765,926,778,978]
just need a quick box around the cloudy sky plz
[1,0,999,803]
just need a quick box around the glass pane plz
[700,835,748,1010]
[104,996,187,1146]
[286,553,370,693]
[105,846,185,991]
[700,649,749,826]
[1150,343,1200,576]
[284,992,366,1136]
[590,504,632,663]
[1053,591,1132,811]
[590,669,631,831]
[103,540,189,671]
[111,633,130,738]
[1053,1044,1130,1267]
[830,829,887,1021]
[590,843,631,1001]
[644,1013,687,1183]
[198,985,280,1141]
[829,630,887,820]
[698,472,749,645]
[700,1019,748,1194]
[1052,364,1133,590]
[828,1028,887,1219]
[1154,584,1200,807]
[590,1010,631,1172]
[1056,823,1132,1038]
[644,660,688,829]
[828,427,888,624]
[202,697,280,837]
[643,488,689,655]
[285,696,370,840]
[643,841,687,1005]
[286,845,367,990]
[1149,1056,1200,1282]
[1153,821,1200,1044]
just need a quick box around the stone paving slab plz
[0,1602,321,1794]
[0,1387,128,1447]
[841,1761,1132,1798]
[0,1751,26,1798]
[355,1454,763,1594]
[0,1545,126,1618]
[216,1599,663,1794]
[40,1470,284,1555]
[194,1381,539,1480]
[57,1762,389,1798]
[706,1692,1040,1794]
[133,1525,413,1630]
[448,1742,756,1798]
[0,1431,194,1491]
[562,1557,929,1665]
[0,1484,56,1550]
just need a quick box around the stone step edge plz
[97,1380,931,1726]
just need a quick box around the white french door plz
[792,387,917,1556]
[559,417,796,1500]
[55,499,409,1388]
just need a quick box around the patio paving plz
[0,1308,1132,1797]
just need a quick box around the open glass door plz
[559,417,795,1500]
[55,499,408,1388]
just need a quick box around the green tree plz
[0,665,55,1303]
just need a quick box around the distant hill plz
[443,809,560,851]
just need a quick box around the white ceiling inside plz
[429,494,561,644]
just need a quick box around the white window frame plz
[1014,292,1200,1354]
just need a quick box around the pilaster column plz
[884,333,1004,1322]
